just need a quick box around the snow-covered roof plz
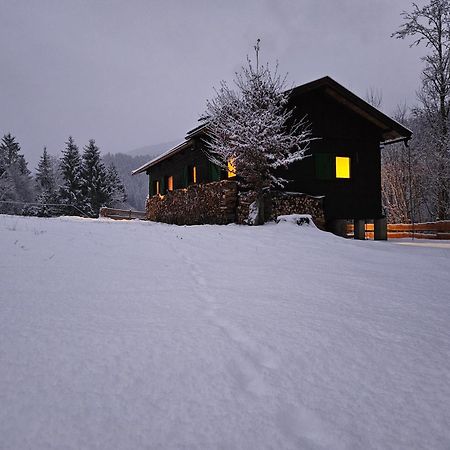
[186,123,208,138]
[132,140,193,175]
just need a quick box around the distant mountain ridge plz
[127,140,182,158]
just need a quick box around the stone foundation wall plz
[146,180,238,225]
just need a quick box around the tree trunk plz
[437,173,449,220]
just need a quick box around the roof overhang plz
[290,76,412,143]
[133,76,413,175]
[132,140,193,175]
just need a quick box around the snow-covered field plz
[1,214,449,450]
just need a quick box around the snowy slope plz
[1,215,449,450]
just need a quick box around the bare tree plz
[393,0,450,219]
[381,105,412,223]
[365,87,383,109]
[381,102,443,223]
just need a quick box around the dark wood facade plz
[133,77,411,227]
[142,141,220,197]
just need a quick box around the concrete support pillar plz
[374,217,388,240]
[354,219,365,240]
[327,219,348,237]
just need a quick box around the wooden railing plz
[347,220,450,240]
[99,207,146,220]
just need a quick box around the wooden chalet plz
[132,76,412,236]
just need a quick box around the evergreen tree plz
[105,164,126,207]
[202,40,312,224]
[36,147,56,195]
[35,147,58,216]
[0,133,21,170]
[59,136,84,214]
[0,133,30,177]
[81,139,109,216]
[0,133,34,214]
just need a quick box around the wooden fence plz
[99,207,146,221]
[347,220,450,240]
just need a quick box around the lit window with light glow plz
[167,176,174,191]
[192,166,197,183]
[336,156,350,179]
[227,158,236,178]
[153,180,160,195]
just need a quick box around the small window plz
[315,153,333,180]
[227,158,236,178]
[152,180,160,195]
[336,156,351,179]
[188,165,197,184]
[167,175,174,191]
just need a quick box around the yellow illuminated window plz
[336,156,350,179]
[192,166,197,183]
[155,180,160,195]
[168,176,174,191]
[227,158,236,178]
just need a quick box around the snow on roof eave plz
[132,140,192,175]
[380,136,411,146]
[186,122,208,138]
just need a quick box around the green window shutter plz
[148,175,153,196]
[160,177,165,193]
[315,153,334,180]
[210,162,221,181]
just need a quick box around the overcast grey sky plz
[1,0,425,169]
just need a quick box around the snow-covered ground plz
[1,214,449,450]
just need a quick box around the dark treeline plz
[0,134,126,217]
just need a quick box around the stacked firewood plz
[145,182,324,227]
[146,180,238,225]
[270,192,325,229]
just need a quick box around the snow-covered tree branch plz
[392,0,450,219]
[201,41,313,223]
